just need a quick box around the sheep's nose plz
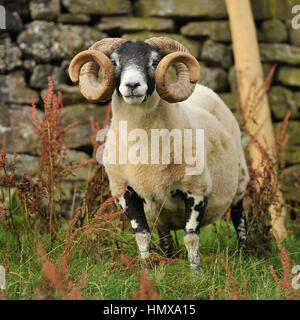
[125,82,141,90]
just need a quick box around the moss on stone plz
[251,0,299,20]
[62,0,132,15]
[259,19,288,43]
[122,32,201,58]
[135,0,227,18]
[281,164,300,201]
[181,21,231,42]
[260,43,300,65]
[269,86,298,120]
[277,66,300,87]
[97,17,174,32]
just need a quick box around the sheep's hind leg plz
[183,192,208,272]
[231,198,248,253]
[157,229,174,258]
[123,186,151,259]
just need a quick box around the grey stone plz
[63,149,91,181]
[30,64,66,89]
[0,41,22,73]
[281,164,300,202]
[251,0,299,20]
[17,21,107,62]
[258,19,288,43]
[0,154,40,178]
[58,14,91,24]
[285,145,300,165]
[23,59,37,73]
[259,43,300,65]
[0,105,43,154]
[219,93,239,112]
[290,29,300,47]
[273,121,300,166]
[198,64,228,92]
[0,150,91,181]
[96,16,175,33]
[62,0,132,15]
[136,0,227,18]
[268,86,298,121]
[181,21,231,42]
[61,104,109,149]
[29,0,60,21]
[201,40,232,69]
[276,66,300,87]
[286,121,300,145]
[122,32,201,58]
[286,19,300,47]
[41,84,86,105]
[295,91,300,113]
[0,71,39,105]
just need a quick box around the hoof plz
[239,243,249,254]
[140,252,150,259]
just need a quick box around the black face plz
[110,41,162,104]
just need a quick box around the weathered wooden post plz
[225,0,287,238]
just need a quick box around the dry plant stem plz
[226,0,287,238]
[217,258,249,300]
[270,231,300,300]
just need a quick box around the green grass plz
[1,219,300,300]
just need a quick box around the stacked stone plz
[0,0,300,203]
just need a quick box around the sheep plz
[69,37,250,271]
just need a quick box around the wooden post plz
[225,0,287,238]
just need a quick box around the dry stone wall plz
[0,0,300,202]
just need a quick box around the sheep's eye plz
[152,60,159,68]
[111,60,117,66]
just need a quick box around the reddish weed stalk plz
[19,77,81,242]
[37,243,85,300]
[36,192,123,299]
[0,77,98,248]
[269,232,300,300]
[63,194,124,257]
[217,258,249,300]
[120,252,158,300]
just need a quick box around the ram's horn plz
[145,37,200,103]
[68,38,127,102]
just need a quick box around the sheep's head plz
[69,37,200,104]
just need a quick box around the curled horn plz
[145,37,200,103]
[68,38,127,102]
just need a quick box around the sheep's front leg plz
[122,186,151,259]
[183,192,208,271]
[231,198,248,253]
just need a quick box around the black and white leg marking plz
[121,186,151,258]
[157,229,174,258]
[231,198,248,252]
[183,192,208,270]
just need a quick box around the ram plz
[69,37,250,271]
